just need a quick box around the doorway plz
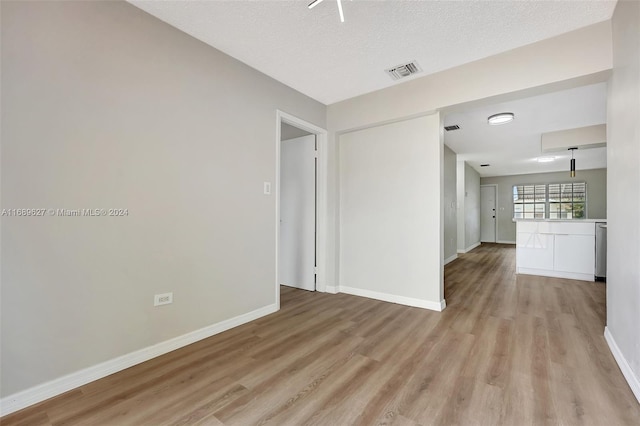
[279,133,316,291]
[480,184,497,243]
[276,111,327,307]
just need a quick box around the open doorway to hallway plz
[275,111,328,307]
[279,123,316,292]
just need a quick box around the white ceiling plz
[444,83,608,177]
[128,0,616,105]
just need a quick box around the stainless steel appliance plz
[595,222,607,281]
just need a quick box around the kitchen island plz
[515,219,606,281]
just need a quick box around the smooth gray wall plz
[465,163,481,250]
[456,161,480,252]
[606,0,640,399]
[481,168,607,243]
[443,145,457,262]
[456,161,465,251]
[339,115,443,307]
[1,1,325,397]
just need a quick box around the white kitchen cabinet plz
[554,234,595,274]
[516,232,554,270]
[515,220,597,281]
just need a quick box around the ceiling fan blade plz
[308,0,325,9]
[337,0,344,22]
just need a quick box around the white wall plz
[443,145,457,263]
[481,168,607,243]
[339,115,443,310]
[0,1,325,399]
[606,0,640,402]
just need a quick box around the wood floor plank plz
[214,333,364,425]
[350,316,443,424]
[46,337,261,425]
[459,382,503,426]
[402,332,476,422]
[485,317,513,389]
[3,243,639,426]
[136,382,249,426]
[281,354,380,426]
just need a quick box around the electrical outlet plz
[154,292,173,306]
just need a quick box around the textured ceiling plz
[444,83,607,177]
[128,0,616,105]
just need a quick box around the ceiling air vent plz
[385,61,423,81]
[444,125,460,131]
[480,164,490,167]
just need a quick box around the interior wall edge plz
[604,327,640,404]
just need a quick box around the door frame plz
[480,184,498,243]
[276,110,328,309]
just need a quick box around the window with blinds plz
[513,183,586,219]
[548,182,586,219]
[513,184,546,219]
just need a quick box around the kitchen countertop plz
[513,218,607,223]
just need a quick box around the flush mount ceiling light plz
[487,112,515,125]
[308,0,346,22]
[537,157,555,163]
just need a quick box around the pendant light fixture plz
[568,147,577,177]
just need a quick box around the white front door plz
[279,135,316,291]
[480,185,496,243]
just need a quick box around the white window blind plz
[513,182,586,219]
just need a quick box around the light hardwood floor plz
[3,244,639,425]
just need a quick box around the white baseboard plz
[466,242,481,252]
[497,240,516,244]
[339,285,445,312]
[517,267,594,282]
[324,285,339,294]
[457,242,481,254]
[0,303,278,416]
[604,327,640,404]
[444,254,458,265]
